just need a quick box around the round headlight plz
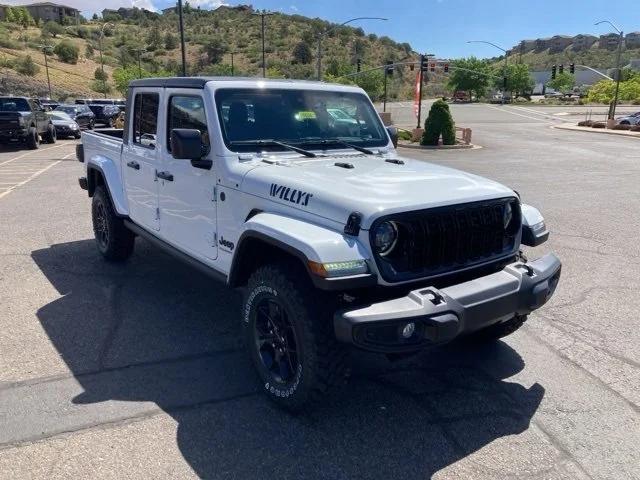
[373,221,398,256]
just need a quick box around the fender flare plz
[229,212,375,290]
[86,156,129,217]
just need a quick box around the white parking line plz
[0,151,73,200]
[0,143,67,167]
[484,104,555,123]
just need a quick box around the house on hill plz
[0,5,8,21]
[22,2,79,24]
[599,33,621,50]
[572,34,597,51]
[549,35,573,53]
[625,32,640,49]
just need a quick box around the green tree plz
[498,63,534,96]
[354,70,384,101]
[146,23,162,50]
[587,78,640,103]
[9,7,34,29]
[54,40,79,64]
[85,43,94,58]
[447,56,492,100]
[15,55,39,76]
[164,32,177,50]
[202,37,226,64]
[42,20,64,38]
[547,71,575,92]
[94,67,108,81]
[422,99,456,146]
[292,41,312,64]
[112,65,171,96]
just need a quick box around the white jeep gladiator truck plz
[77,77,561,410]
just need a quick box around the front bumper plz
[334,253,561,353]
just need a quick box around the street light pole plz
[316,17,388,81]
[595,20,624,120]
[177,0,187,76]
[253,11,274,78]
[467,40,508,105]
[98,22,113,99]
[230,51,235,76]
[38,44,52,99]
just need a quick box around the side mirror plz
[386,126,398,148]
[170,128,212,170]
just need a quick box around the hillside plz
[0,6,418,101]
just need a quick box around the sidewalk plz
[553,123,640,139]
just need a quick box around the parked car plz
[453,90,471,102]
[89,104,121,127]
[0,96,56,148]
[78,77,561,411]
[616,112,640,125]
[47,111,81,139]
[55,104,95,130]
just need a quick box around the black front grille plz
[371,198,521,283]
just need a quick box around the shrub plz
[592,122,606,129]
[612,124,632,130]
[14,55,39,76]
[630,125,640,132]
[397,129,412,141]
[577,120,594,127]
[42,20,64,38]
[54,40,79,64]
[422,99,456,146]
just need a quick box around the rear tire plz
[243,262,347,411]
[44,124,56,144]
[91,186,135,261]
[74,132,81,139]
[26,127,39,149]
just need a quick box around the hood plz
[242,152,516,229]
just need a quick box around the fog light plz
[401,322,415,339]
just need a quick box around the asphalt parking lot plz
[0,104,639,479]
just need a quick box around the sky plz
[5,0,640,58]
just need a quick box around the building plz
[21,2,79,23]
[549,35,573,53]
[102,7,157,20]
[534,38,550,52]
[0,4,8,21]
[572,34,597,51]
[625,32,640,50]
[599,32,621,50]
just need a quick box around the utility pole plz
[230,51,235,76]
[595,20,624,120]
[253,11,274,78]
[178,0,187,76]
[38,44,52,99]
[417,54,427,129]
[98,23,113,99]
[132,47,146,79]
[467,40,508,104]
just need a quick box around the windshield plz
[49,112,72,121]
[0,98,30,111]
[56,106,77,115]
[215,88,387,153]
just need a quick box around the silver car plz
[616,111,640,125]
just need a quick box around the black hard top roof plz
[128,76,329,89]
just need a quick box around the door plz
[75,107,89,128]
[157,92,217,260]
[122,90,161,231]
[30,99,48,133]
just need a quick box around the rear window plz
[0,98,30,111]
[132,93,159,148]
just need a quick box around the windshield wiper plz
[302,138,375,156]
[229,139,316,158]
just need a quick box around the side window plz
[167,95,209,151]
[133,93,159,148]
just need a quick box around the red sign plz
[414,70,421,118]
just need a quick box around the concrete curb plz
[552,124,640,139]
[398,141,480,150]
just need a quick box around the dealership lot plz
[0,104,639,479]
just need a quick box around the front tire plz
[26,127,39,149]
[44,124,56,144]
[91,186,135,261]
[243,263,347,411]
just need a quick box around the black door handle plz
[156,171,173,181]
[126,161,140,170]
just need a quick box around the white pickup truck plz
[77,77,561,410]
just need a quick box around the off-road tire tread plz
[92,186,135,261]
[44,124,56,144]
[245,262,347,411]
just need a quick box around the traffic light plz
[420,55,428,72]
[356,58,361,72]
[569,63,575,74]
[551,65,556,79]
[430,62,435,72]
[444,63,449,73]
[385,61,394,76]
[559,64,564,75]
[409,63,414,71]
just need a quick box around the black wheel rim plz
[95,202,109,249]
[253,297,299,384]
